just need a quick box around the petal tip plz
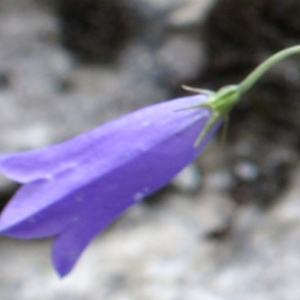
[52,250,74,278]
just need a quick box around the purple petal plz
[0,95,207,182]
[52,202,128,277]
[0,94,221,275]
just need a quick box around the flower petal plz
[0,94,221,275]
[0,170,77,238]
[52,201,128,277]
[0,95,208,183]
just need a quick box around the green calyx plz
[185,45,300,146]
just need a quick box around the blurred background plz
[0,0,300,299]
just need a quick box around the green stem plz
[187,45,300,147]
[238,45,300,94]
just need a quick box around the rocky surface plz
[0,0,300,299]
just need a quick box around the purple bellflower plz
[0,94,222,276]
[0,45,299,276]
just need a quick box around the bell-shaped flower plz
[0,94,222,276]
[1,43,298,277]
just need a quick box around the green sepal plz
[183,84,240,146]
